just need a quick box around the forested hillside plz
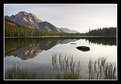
[5,18,116,38]
[5,18,64,37]
[86,27,116,37]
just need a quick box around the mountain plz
[5,11,62,32]
[5,11,42,29]
[38,21,62,32]
[60,28,79,33]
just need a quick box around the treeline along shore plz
[5,18,116,38]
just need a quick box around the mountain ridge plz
[5,11,78,33]
[60,28,79,33]
[5,11,62,32]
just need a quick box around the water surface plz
[4,38,117,79]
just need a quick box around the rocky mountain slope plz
[5,11,79,33]
[5,11,62,32]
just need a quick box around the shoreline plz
[4,36,116,39]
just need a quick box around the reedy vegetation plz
[5,55,116,79]
[52,54,80,79]
[88,57,116,79]
[52,55,116,79]
[5,64,36,79]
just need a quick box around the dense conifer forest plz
[5,18,116,38]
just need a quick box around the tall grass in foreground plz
[52,54,80,79]
[5,55,116,79]
[5,64,36,79]
[52,54,116,79]
[88,57,116,79]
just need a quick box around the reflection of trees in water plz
[85,38,116,46]
[6,43,43,60]
[5,38,77,60]
[5,39,38,55]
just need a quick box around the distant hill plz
[86,27,116,37]
[60,28,79,33]
[5,11,62,32]
[5,17,38,37]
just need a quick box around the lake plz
[4,38,117,80]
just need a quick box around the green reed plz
[52,54,81,79]
[5,64,36,79]
[88,57,116,79]
[53,54,116,79]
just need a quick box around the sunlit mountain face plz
[5,11,80,33]
[5,11,62,32]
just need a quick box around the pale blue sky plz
[4,4,117,33]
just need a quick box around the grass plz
[5,64,36,79]
[52,54,116,79]
[52,54,81,79]
[88,57,116,79]
[5,55,117,79]
[55,72,80,79]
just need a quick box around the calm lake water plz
[4,38,117,79]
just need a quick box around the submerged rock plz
[76,46,90,52]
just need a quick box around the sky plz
[4,4,117,33]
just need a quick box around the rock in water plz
[76,46,90,52]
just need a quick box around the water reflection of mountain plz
[85,38,116,46]
[7,43,43,60]
[5,39,77,60]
